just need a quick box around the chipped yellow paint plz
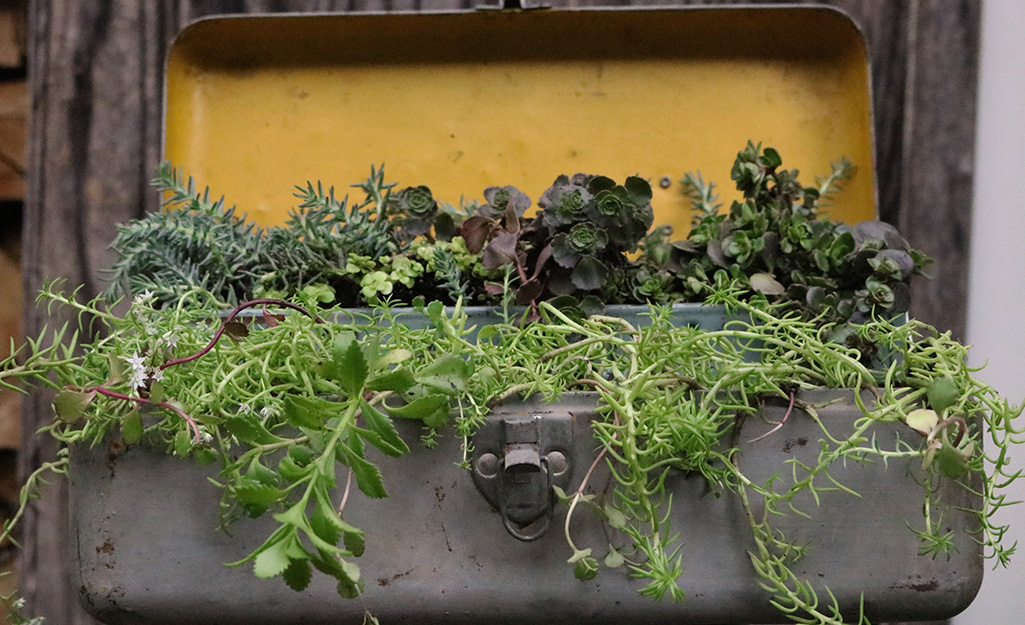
[165,7,875,233]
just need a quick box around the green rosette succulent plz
[550,222,611,292]
[481,185,531,219]
[672,141,930,325]
[552,222,609,267]
[394,185,438,237]
[539,174,593,229]
[584,175,655,251]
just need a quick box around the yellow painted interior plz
[165,7,875,234]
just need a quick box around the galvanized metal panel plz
[69,390,982,624]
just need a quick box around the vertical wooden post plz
[22,2,179,622]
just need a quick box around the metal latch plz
[471,411,573,541]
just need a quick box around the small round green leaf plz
[905,409,939,436]
[604,548,625,568]
[53,388,97,424]
[749,272,785,296]
[121,409,144,444]
[174,429,191,457]
[604,502,627,529]
[927,377,960,416]
[935,441,970,479]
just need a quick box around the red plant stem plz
[747,390,796,444]
[160,298,322,370]
[575,413,621,496]
[576,443,611,497]
[515,259,529,286]
[91,385,202,442]
[82,301,321,444]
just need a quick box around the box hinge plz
[476,0,551,11]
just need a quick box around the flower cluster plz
[123,351,163,392]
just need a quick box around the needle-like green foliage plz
[0,280,1020,625]
[2,146,1014,625]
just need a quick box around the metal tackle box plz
[69,5,981,625]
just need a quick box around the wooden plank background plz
[20,1,979,624]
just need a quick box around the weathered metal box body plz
[69,6,982,624]
[71,390,981,624]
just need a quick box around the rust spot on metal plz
[376,568,413,587]
[106,440,125,473]
[892,577,940,592]
[782,437,808,453]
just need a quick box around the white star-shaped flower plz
[124,352,147,372]
[129,368,148,391]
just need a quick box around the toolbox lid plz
[165,6,875,231]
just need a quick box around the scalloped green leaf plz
[278,454,314,482]
[311,501,344,545]
[329,334,368,396]
[288,443,316,465]
[247,458,280,487]
[283,558,312,592]
[283,395,337,429]
[359,399,409,457]
[385,394,449,421]
[366,368,416,394]
[253,535,292,579]
[337,441,387,499]
[224,413,285,446]
[336,573,362,599]
[344,531,366,558]
[417,354,471,395]
[235,479,287,506]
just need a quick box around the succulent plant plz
[393,185,439,238]
[539,174,592,228]
[666,141,931,325]
[109,144,929,328]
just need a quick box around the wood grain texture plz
[898,0,980,341]
[21,4,169,623]
[20,1,978,623]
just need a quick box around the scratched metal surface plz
[69,389,982,624]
